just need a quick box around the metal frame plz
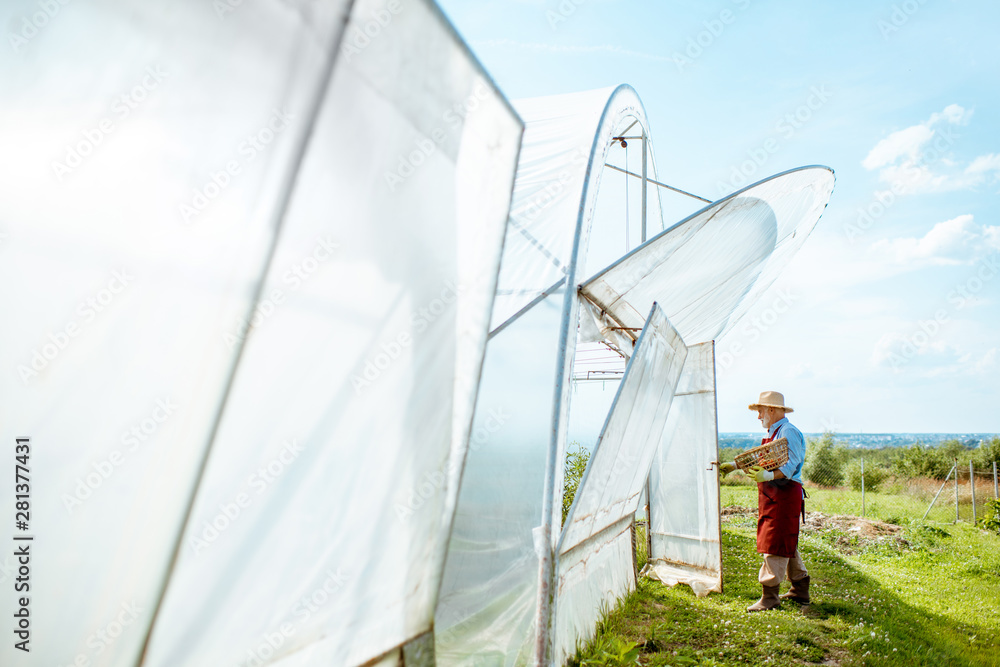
[581,165,834,290]
[535,84,653,666]
[710,341,723,592]
[556,302,660,556]
[488,277,567,340]
[644,342,724,594]
[604,162,712,204]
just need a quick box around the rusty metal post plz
[861,458,866,517]
[955,458,960,523]
[994,461,998,500]
[971,460,977,525]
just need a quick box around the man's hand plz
[748,465,775,483]
[719,462,737,476]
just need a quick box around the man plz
[720,390,809,612]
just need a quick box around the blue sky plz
[438,0,1000,434]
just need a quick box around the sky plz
[438,0,1000,434]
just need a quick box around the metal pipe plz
[971,460,977,525]
[645,474,653,568]
[711,343,723,593]
[603,163,713,203]
[861,458,866,517]
[641,131,647,244]
[955,459,960,523]
[922,463,956,521]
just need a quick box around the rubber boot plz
[746,585,781,612]
[780,575,810,604]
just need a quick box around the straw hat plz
[748,390,793,413]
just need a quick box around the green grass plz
[569,518,1000,666]
[720,483,970,524]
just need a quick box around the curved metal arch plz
[535,83,664,664]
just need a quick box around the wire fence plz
[720,436,1000,526]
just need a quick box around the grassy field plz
[719,484,961,524]
[720,476,997,525]
[569,511,1000,666]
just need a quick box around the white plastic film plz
[553,304,686,663]
[0,0,521,666]
[553,522,635,665]
[438,86,656,666]
[490,87,657,334]
[436,289,565,665]
[559,304,687,553]
[142,1,521,665]
[580,167,835,346]
[0,2,344,665]
[488,89,609,332]
[644,342,722,598]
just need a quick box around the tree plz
[845,458,890,492]
[890,443,952,480]
[562,442,591,523]
[973,436,1000,470]
[804,432,847,487]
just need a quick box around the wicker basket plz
[735,437,788,472]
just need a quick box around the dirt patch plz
[722,506,911,553]
[802,511,901,537]
[803,512,909,554]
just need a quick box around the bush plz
[979,499,1000,534]
[804,432,847,486]
[890,443,953,480]
[973,436,1000,470]
[844,458,890,492]
[563,442,591,523]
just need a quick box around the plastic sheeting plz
[436,86,654,666]
[554,304,687,663]
[0,1,520,665]
[437,85,834,664]
[489,87,652,333]
[579,167,835,347]
[435,288,565,665]
[643,342,722,598]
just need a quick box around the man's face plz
[757,407,781,429]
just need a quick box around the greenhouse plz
[0,0,833,665]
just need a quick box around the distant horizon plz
[720,431,1000,435]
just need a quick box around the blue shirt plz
[770,417,805,484]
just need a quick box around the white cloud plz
[966,152,1000,176]
[872,332,955,367]
[862,124,934,170]
[871,330,996,378]
[973,348,997,374]
[860,104,999,194]
[870,214,1000,266]
[929,103,973,126]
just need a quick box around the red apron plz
[756,430,803,558]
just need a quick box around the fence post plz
[971,460,977,525]
[861,458,865,517]
[922,463,956,521]
[994,461,998,500]
[955,458,960,523]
